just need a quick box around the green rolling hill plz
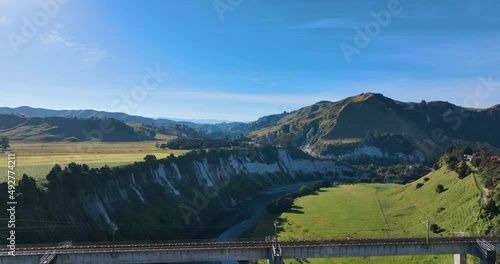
[248,164,488,263]
[0,114,204,142]
[249,93,500,160]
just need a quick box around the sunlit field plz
[1,141,188,182]
[248,168,482,264]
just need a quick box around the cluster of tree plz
[0,136,9,151]
[356,164,431,184]
[479,161,500,189]
[0,174,48,243]
[442,155,472,179]
[481,200,500,221]
[440,141,483,179]
[143,154,157,162]
[363,131,414,155]
[266,181,331,214]
[163,138,251,150]
[437,142,500,234]
[467,144,500,190]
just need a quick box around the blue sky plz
[1,0,499,122]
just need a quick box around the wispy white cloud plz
[39,31,66,44]
[78,47,107,64]
[250,78,277,88]
[39,29,107,66]
[296,17,357,30]
[163,90,337,106]
[0,16,11,25]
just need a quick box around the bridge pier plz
[454,254,466,264]
[474,238,497,264]
[268,241,283,264]
[477,253,496,264]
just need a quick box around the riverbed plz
[215,180,322,241]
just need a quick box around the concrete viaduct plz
[0,237,498,264]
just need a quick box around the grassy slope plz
[321,96,426,140]
[0,115,149,142]
[248,168,482,263]
[249,93,424,140]
[0,141,188,182]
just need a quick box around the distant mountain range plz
[1,93,499,160]
[0,114,152,142]
[0,106,246,137]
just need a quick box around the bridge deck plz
[0,237,498,264]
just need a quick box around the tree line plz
[266,181,331,214]
[160,137,251,150]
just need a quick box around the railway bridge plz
[0,237,498,264]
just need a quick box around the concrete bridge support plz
[474,238,497,264]
[454,254,466,264]
[268,242,283,264]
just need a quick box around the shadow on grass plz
[434,228,446,234]
[287,209,305,214]
[437,188,449,193]
[287,205,304,214]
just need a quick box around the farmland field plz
[1,141,188,182]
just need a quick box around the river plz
[216,180,322,241]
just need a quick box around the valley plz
[0,93,498,263]
[3,1,499,262]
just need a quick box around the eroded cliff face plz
[12,147,355,243]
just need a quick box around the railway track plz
[2,237,500,257]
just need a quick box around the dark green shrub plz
[471,157,482,167]
[430,224,440,233]
[481,200,500,220]
[143,154,157,162]
[454,161,470,179]
[445,155,459,170]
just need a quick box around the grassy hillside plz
[248,167,483,263]
[321,95,426,140]
[248,93,500,158]
[0,114,151,142]
[0,106,248,138]
[127,122,204,140]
